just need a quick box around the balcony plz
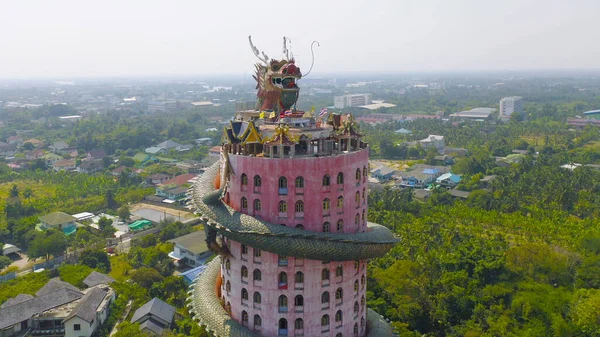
[278,306,288,313]
[278,328,288,336]
[279,187,288,195]
[278,282,288,290]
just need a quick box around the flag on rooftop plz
[319,108,328,117]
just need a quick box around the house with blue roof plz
[436,173,461,188]
[399,164,449,188]
[370,166,396,182]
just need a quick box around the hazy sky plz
[1,0,600,78]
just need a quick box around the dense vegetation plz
[368,151,600,336]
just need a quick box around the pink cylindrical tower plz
[187,37,397,337]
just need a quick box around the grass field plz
[109,254,132,282]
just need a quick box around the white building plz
[420,135,445,153]
[499,96,523,119]
[168,231,211,267]
[333,94,372,108]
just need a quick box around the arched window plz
[363,166,367,179]
[278,272,288,288]
[225,281,231,293]
[321,314,330,327]
[354,301,359,313]
[253,292,261,304]
[295,176,304,188]
[253,175,261,187]
[253,199,261,211]
[356,168,361,181]
[278,201,287,213]
[295,271,304,283]
[254,248,261,258]
[362,187,366,202]
[354,280,359,293]
[322,174,330,186]
[362,209,366,224]
[278,295,288,312]
[361,295,366,310]
[361,274,365,287]
[337,172,344,184]
[241,310,248,325]
[336,333,343,337]
[254,314,262,327]
[241,197,248,210]
[241,266,248,278]
[253,269,261,281]
[295,295,304,307]
[335,288,343,302]
[295,200,304,213]
[335,310,343,324]
[354,322,359,336]
[241,288,248,301]
[336,219,343,232]
[278,176,288,195]
[322,268,330,281]
[225,259,230,270]
[355,191,360,204]
[323,198,330,211]
[355,214,359,226]
[279,318,288,331]
[323,222,330,232]
[242,245,248,255]
[354,260,359,270]
[336,265,343,277]
[295,318,304,330]
[361,317,365,328]
[295,224,304,230]
[337,196,344,208]
[241,173,248,186]
[321,291,330,304]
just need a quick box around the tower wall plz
[226,148,369,233]
[220,148,371,336]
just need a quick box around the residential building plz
[399,164,450,188]
[499,96,523,119]
[130,298,175,336]
[567,118,600,128]
[208,146,221,157]
[86,149,106,160]
[0,143,17,157]
[370,166,396,182]
[155,186,189,204]
[186,47,396,336]
[52,159,76,172]
[394,128,412,134]
[5,136,24,146]
[147,174,170,185]
[50,141,70,153]
[420,135,445,153]
[82,272,115,288]
[0,277,114,337]
[24,138,44,148]
[145,139,193,154]
[43,153,63,166]
[77,159,104,174]
[436,173,461,188]
[168,231,211,267]
[334,93,373,108]
[38,212,77,235]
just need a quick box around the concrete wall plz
[64,316,91,337]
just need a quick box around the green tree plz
[106,190,118,209]
[131,267,164,289]
[9,184,19,198]
[98,217,116,237]
[22,142,34,151]
[28,230,68,261]
[117,205,131,221]
[0,256,11,270]
[22,187,33,200]
[112,322,147,337]
[80,250,111,273]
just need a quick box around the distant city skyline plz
[1,0,600,79]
